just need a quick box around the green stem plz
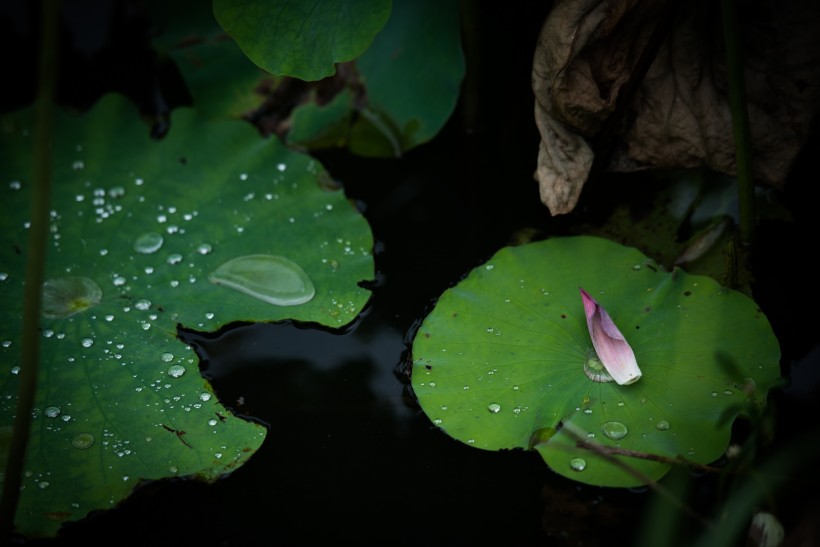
[0,0,60,539]
[720,0,755,247]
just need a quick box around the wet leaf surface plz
[0,93,374,537]
[411,236,781,487]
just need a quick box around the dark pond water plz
[9,1,820,545]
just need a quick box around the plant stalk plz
[0,0,60,539]
[720,0,755,247]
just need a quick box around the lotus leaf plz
[0,93,374,536]
[411,236,780,487]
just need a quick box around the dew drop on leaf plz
[71,433,95,450]
[601,421,628,440]
[569,457,586,471]
[208,254,315,306]
[44,406,61,418]
[133,232,164,254]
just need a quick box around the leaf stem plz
[0,0,60,539]
[720,0,755,247]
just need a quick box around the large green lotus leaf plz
[0,94,374,537]
[212,0,392,82]
[286,0,465,157]
[411,236,780,488]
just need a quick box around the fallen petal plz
[580,287,642,385]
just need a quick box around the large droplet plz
[72,433,95,449]
[583,353,614,383]
[569,457,587,471]
[134,232,164,254]
[42,276,102,318]
[208,254,315,306]
[44,406,61,418]
[601,421,628,440]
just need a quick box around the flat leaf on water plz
[411,236,780,487]
[0,94,374,537]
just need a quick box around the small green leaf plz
[411,236,780,487]
[212,0,392,81]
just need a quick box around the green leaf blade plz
[213,0,392,81]
[411,236,780,487]
[0,94,374,537]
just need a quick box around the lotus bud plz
[579,287,642,385]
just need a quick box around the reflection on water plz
[179,312,415,425]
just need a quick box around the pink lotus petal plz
[579,287,642,385]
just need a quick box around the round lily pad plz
[411,236,781,487]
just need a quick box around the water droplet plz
[632,264,642,271]
[199,392,211,402]
[208,254,315,306]
[9,180,21,190]
[72,433,95,449]
[197,243,212,255]
[38,481,50,489]
[655,420,670,431]
[167,365,185,378]
[112,275,126,286]
[81,338,94,348]
[167,253,183,265]
[42,276,102,318]
[487,403,501,413]
[108,186,125,198]
[0,272,7,281]
[11,366,20,374]
[584,353,613,383]
[134,232,164,254]
[711,391,718,398]
[44,406,61,418]
[208,419,218,426]
[569,458,587,471]
[601,421,628,440]
[161,352,174,362]
[205,312,214,319]
[134,299,151,311]
[723,390,733,396]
